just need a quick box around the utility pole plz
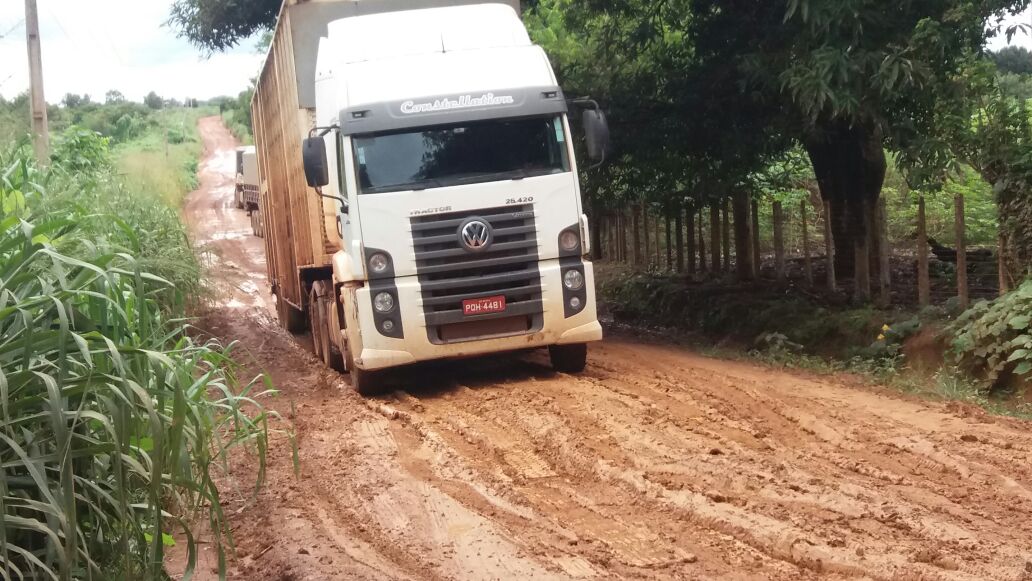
[25,0,50,162]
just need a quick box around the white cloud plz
[0,0,262,103]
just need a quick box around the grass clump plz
[1,133,271,579]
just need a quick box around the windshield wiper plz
[446,169,535,186]
[365,178,443,193]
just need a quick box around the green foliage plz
[997,72,1032,101]
[215,87,255,144]
[992,46,1032,76]
[0,143,272,579]
[51,127,112,176]
[168,0,280,52]
[598,267,891,357]
[950,279,1032,386]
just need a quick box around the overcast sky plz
[0,3,1030,105]
[0,0,263,103]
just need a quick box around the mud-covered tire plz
[345,349,386,396]
[279,300,307,334]
[308,288,327,362]
[549,344,588,374]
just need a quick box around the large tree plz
[554,0,1030,278]
[168,0,280,52]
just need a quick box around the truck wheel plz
[278,300,307,334]
[345,349,385,396]
[308,287,327,362]
[549,344,588,374]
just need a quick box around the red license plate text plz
[463,295,507,316]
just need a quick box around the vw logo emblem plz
[459,218,492,252]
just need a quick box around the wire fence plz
[597,194,1011,307]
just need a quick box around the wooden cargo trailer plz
[252,0,521,331]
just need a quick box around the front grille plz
[411,205,543,343]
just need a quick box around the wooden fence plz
[597,195,1008,307]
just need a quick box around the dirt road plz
[178,117,1032,581]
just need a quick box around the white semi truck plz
[253,0,609,393]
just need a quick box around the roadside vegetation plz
[213,89,255,145]
[1,96,271,577]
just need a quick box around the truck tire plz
[345,349,386,396]
[309,287,328,362]
[278,299,308,334]
[549,344,588,374]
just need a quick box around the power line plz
[0,19,25,40]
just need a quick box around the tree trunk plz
[732,190,753,281]
[805,119,887,280]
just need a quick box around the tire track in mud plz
[176,117,1032,581]
[377,344,1032,580]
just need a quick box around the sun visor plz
[340,87,567,135]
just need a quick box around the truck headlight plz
[373,291,395,313]
[563,269,585,291]
[560,230,580,252]
[368,253,389,275]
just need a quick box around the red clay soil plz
[168,117,1032,581]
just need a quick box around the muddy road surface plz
[175,118,1032,580]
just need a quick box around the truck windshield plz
[353,116,570,194]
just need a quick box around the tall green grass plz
[1,134,271,579]
[115,108,212,208]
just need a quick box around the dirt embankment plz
[174,117,1032,581]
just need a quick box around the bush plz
[1,140,271,578]
[950,279,1032,387]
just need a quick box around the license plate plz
[463,295,506,316]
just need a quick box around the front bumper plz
[351,259,602,371]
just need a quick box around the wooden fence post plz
[699,209,707,273]
[801,200,813,286]
[878,198,891,307]
[751,199,761,279]
[665,213,673,271]
[955,194,969,309]
[917,196,931,307]
[633,204,643,267]
[686,208,696,274]
[621,208,630,263]
[676,208,685,273]
[722,198,731,272]
[643,207,651,269]
[773,201,786,282]
[655,211,663,268]
[710,203,721,273]
[823,199,836,291]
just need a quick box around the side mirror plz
[302,137,329,188]
[582,109,610,164]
